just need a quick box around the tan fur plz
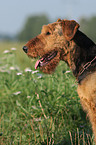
[78,72,96,142]
[23,19,96,143]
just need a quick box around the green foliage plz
[17,15,50,41]
[0,42,94,144]
[79,16,96,42]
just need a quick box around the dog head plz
[23,19,79,73]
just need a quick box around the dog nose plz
[22,46,28,53]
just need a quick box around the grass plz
[0,41,94,144]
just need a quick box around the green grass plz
[0,41,94,144]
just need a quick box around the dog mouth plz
[35,51,58,69]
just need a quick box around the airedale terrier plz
[23,19,96,143]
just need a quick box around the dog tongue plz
[35,58,44,69]
[35,60,41,69]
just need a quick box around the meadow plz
[0,41,94,145]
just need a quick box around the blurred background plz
[0,0,96,42]
[1,1,96,144]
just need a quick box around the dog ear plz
[57,18,62,22]
[62,20,80,41]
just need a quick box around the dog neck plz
[64,30,96,83]
[77,56,96,83]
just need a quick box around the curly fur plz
[23,19,96,143]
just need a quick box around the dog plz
[23,19,96,143]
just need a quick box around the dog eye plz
[46,32,51,35]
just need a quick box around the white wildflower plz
[11,47,17,51]
[25,68,32,72]
[9,66,15,70]
[37,73,43,79]
[3,50,10,54]
[13,91,21,95]
[65,70,71,73]
[32,70,39,74]
[38,76,42,79]
[27,96,31,99]
[16,72,22,75]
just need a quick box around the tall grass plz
[0,41,94,144]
